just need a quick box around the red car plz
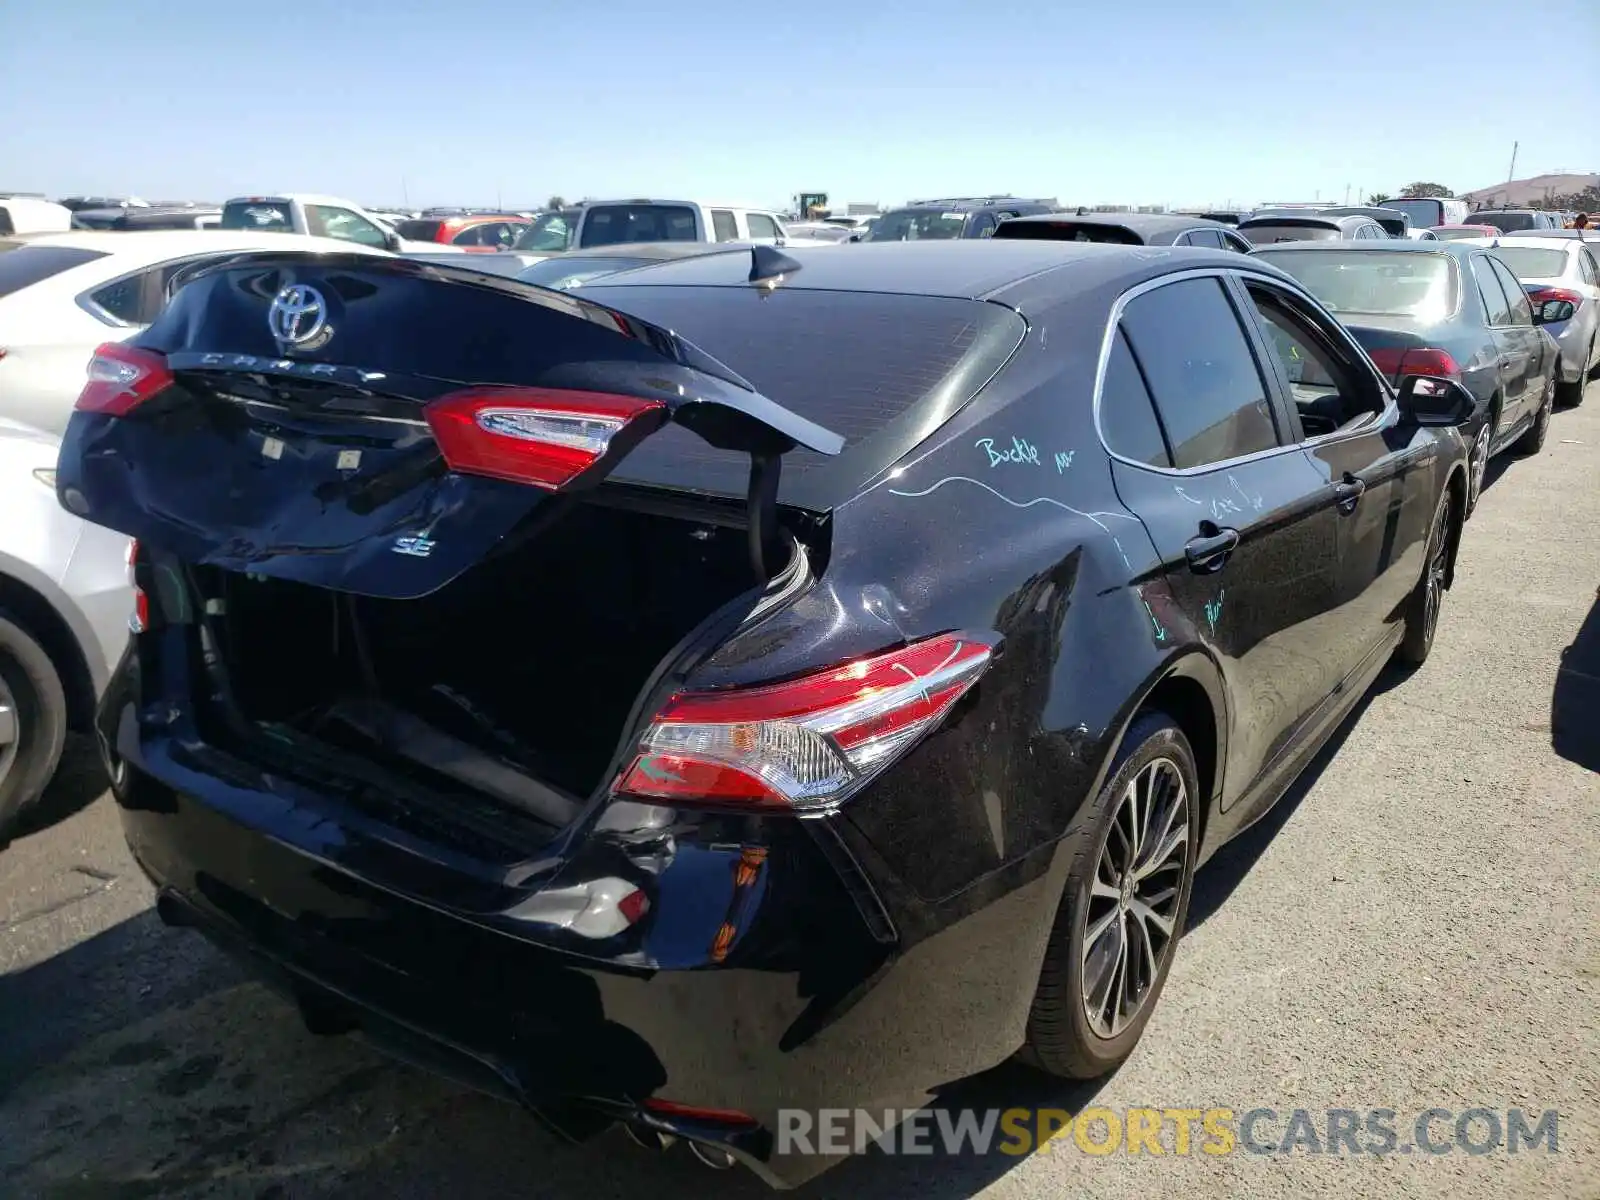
[393,213,530,252]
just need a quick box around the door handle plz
[1185,524,1240,575]
[1335,473,1366,514]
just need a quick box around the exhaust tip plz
[688,1141,737,1170]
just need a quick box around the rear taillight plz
[614,633,994,811]
[75,343,174,415]
[1527,285,1584,310]
[126,539,149,633]
[1368,347,1462,382]
[424,387,667,490]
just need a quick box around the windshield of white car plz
[0,243,109,297]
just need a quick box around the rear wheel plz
[1464,414,1492,517]
[0,611,69,843]
[1397,488,1455,667]
[1024,712,1199,1079]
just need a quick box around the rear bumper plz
[101,663,1055,1186]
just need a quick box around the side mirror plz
[1396,374,1476,427]
[847,233,862,243]
[1533,298,1576,325]
[384,231,402,253]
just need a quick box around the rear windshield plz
[575,284,1026,501]
[1475,212,1537,232]
[220,201,294,231]
[863,209,968,241]
[1488,246,1568,279]
[394,219,444,242]
[1384,198,1444,228]
[514,211,579,252]
[0,243,109,298]
[1240,221,1341,245]
[994,221,1140,244]
[517,256,650,289]
[1255,250,1456,322]
[577,204,698,248]
[1431,226,1495,241]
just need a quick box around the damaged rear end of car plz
[57,251,1025,1184]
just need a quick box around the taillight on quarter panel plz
[76,344,174,415]
[1368,346,1462,382]
[423,387,666,490]
[615,633,994,811]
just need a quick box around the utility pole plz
[1344,182,1351,205]
[1506,141,1519,183]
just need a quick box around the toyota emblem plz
[267,284,329,349]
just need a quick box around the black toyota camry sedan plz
[57,241,1474,1186]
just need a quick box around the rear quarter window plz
[0,244,109,298]
[576,285,1027,499]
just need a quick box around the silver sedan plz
[1466,235,1600,405]
[0,417,132,841]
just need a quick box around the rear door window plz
[1099,328,1172,467]
[1119,277,1280,469]
[1471,256,1514,325]
[1489,257,1534,325]
[0,244,108,297]
[1185,229,1226,249]
[710,209,738,241]
[746,213,781,241]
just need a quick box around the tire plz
[1023,712,1200,1079]
[1463,411,1492,518]
[1397,487,1455,667]
[1514,376,1554,455]
[0,610,70,843]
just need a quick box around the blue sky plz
[4,0,1597,211]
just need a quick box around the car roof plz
[580,239,1274,309]
[223,194,361,207]
[1001,212,1232,236]
[1500,229,1596,241]
[1240,213,1371,231]
[1250,238,1473,259]
[1454,236,1581,251]
[581,199,780,211]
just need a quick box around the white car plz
[0,417,132,842]
[0,197,73,236]
[0,230,393,435]
[218,194,462,255]
[1461,235,1600,405]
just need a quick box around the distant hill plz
[1462,172,1599,207]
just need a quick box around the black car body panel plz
[65,242,1470,1186]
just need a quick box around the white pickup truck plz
[218,194,460,255]
[417,198,815,278]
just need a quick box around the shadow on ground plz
[8,734,109,845]
[1552,583,1600,773]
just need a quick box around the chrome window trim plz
[1092,266,1398,476]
